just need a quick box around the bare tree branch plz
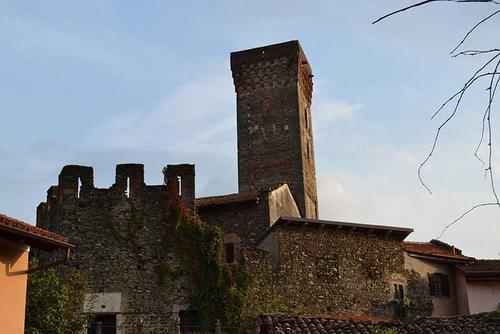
[436,202,499,239]
[453,49,500,57]
[450,9,500,54]
[418,71,500,193]
[375,0,500,238]
[372,0,499,25]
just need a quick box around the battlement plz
[37,164,195,221]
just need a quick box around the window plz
[304,108,309,129]
[393,283,407,319]
[125,177,130,198]
[87,314,116,334]
[429,273,450,297]
[224,243,235,264]
[179,310,200,334]
[77,177,82,199]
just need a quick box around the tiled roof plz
[459,259,500,279]
[403,239,472,262]
[196,191,261,208]
[260,313,500,334]
[0,213,72,251]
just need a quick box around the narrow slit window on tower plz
[77,177,82,199]
[304,108,309,129]
[177,176,182,196]
[125,177,130,198]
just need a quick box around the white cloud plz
[394,151,418,165]
[85,63,235,154]
[314,98,363,125]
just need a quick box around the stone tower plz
[231,40,318,219]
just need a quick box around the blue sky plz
[1,1,499,257]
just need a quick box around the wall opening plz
[393,283,407,319]
[87,314,117,334]
[178,176,182,196]
[125,177,130,198]
[179,310,200,333]
[304,108,309,129]
[429,273,450,297]
[77,177,82,199]
[224,243,235,264]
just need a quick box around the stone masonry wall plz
[197,199,270,247]
[251,227,432,319]
[36,164,193,333]
[231,41,318,219]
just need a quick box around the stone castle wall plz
[197,198,270,247]
[36,164,193,333]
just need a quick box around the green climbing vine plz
[165,176,253,329]
[106,203,144,255]
[104,175,254,328]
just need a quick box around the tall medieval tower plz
[231,41,318,219]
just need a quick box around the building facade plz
[33,41,488,333]
[0,214,72,334]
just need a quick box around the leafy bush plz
[25,259,91,334]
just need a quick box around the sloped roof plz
[403,239,472,262]
[257,217,413,243]
[260,313,500,334]
[0,214,73,251]
[196,184,288,208]
[459,259,500,280]
[196,191,261,208]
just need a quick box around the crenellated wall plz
[35,164,195,333]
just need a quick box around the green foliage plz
[167,189,253,329]
[402,296,414,309]
[25,259,91,334]
[373,326,407,334]
[488,311,500,321]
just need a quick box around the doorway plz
[87,314,117,334]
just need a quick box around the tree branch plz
[436,202,499,239]
[372,0,499,25]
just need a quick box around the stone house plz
[403,239,473,317]
[254,217,416,317]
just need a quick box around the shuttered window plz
[428,273,450,297]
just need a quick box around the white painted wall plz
[84,292,122,313]
[466,281,500,314]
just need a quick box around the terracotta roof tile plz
[460,259,500,279]
[403,239,472,262]
[0,213,70,249]
[261,313,500,334]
